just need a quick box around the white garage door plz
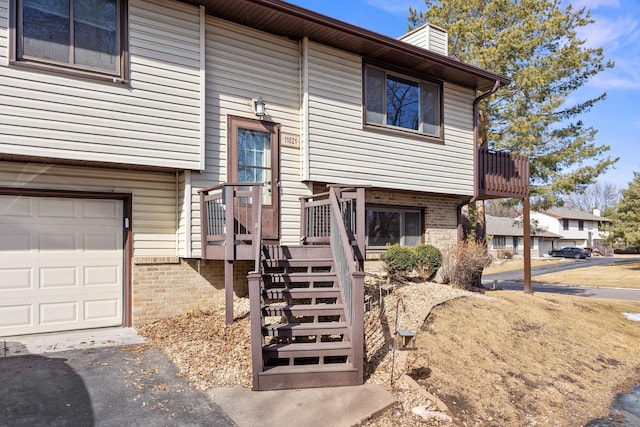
[0,195,124,337]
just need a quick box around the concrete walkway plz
[209,385,395,427]
[1,328,395,427]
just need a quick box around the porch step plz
[262,341,351,358]
[263,304,345,317]
[262,258,334,268]
[256,364,360,390]
[262,272,336,284]
[263,287,340,300]
[262,245,332,260]
[263,321,348,337]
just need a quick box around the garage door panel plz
[0,306,32,332]
[0,197,32,217]
[0,232,32,251]
[85,266,120,287]
[83,200,122,219]
[40,267,79,289]
[84,299,120,321]
[38,198,78,219]
[40,301,79,325]
[84,232,122,251]
[0,195,124,336]
[40,232,78,252]
[0,268,32,291]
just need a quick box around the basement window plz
[366,207,421,248]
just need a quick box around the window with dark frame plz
[562,219,569,230]
[578,220,584,231]
[493,236,506,249]
[365,65,442,138]
[13,0,126,78]
[366,207,421,248]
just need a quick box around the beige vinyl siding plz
[0,0,6,63]
[0,0,202,170]
[189,17,310,257]
[306,42,475,196]
[176,171,186,256]
[399,25,448,56]
[0,162,177,257]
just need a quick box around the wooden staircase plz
[200,184,366,390]
[249,245,362,390]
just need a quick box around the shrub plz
[380,244,417,279]
[414,244,442,280]
[440,241,492,289]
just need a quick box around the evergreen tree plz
[409,0,617,208]
[606,173,640,247]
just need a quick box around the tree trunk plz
[475,200,486,244]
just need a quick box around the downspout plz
[457,80,501,242]
[471,80,501,203]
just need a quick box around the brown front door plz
[228,116,280,240]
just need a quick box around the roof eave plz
[182,0,511,91]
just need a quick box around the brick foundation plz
[131,257,253,324]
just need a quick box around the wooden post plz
[248,272,263,390]
[200,190,208,259]
[355,187,365,271]
[224,185,235,324]
[523,197,532,294]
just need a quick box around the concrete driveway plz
[1,330,236,427]
[0,328,395,427]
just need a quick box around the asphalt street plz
[482,256,640,301]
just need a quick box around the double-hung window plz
[12,0,126,79]
[365,65,442,138]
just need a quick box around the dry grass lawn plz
[410,291,640,426]
[531,261,640,288]
[483,258,569,274]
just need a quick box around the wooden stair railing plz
[248,186,365,390]
[200,183,263,324]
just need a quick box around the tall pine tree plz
[606,173,640,247]
[409,0,617,208]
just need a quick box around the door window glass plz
[238,128,272,205]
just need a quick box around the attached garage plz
[0,194,126,337]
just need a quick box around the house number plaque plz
[282,133,300,149]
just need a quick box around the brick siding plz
[132,258,252,324]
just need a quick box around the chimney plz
[398,24,448,56]
[593,208,601,217]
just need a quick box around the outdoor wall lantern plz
[254,97,266,118]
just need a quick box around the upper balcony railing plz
[477,147,530,199]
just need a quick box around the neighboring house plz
[0,0,528,389]
[530,208,611,251]
[486,215,560,258]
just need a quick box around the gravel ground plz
[139,276,487,425]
